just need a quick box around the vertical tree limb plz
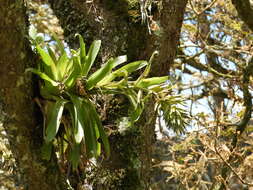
[152,0,188,76]
[0,1,67,189]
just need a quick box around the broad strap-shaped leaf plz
[76,34,86,65]
[64,56,82,88]
[69,96,84,144]
[98,60,148,86]
[47,47,57,63]
[69,143,81,170]
[84,99,110,158]
[36,45,58,80]
[135,76,168,89]
[57,52,69,80]
[86,58,113,90]
[26,68,58,87]
[82,40,101,77]
[45,99,68,142]
[114,60,148,76]
[53,34,65,55]
[82,99,101,158]
[70,96,98,158]
[112,55,127,67]
[88,111,101,157]
[86,55,127,90]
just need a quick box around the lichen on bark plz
[49,0,148,62]
[0,1,67,189]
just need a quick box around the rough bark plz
[0,1,66,189]
[48,0,187,189]
[231,0,253,31]
[48,0,149,61]
[152,0,188,76]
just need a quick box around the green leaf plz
[111,55,128,67]
[47,47,57,63]
[45,99,67,142]
[98,60,148,85]
[64,56,81,88]
[84,99,110,158]
[26,68,59,86]
[135,51,158,84]
[69,143,81,170]
[124,89,138,109]
[68,97,84,144]
[57,52,69,80]
[130,104,143,122]
[35,36,44,44]
[135,76,168,88]
[70,96,98,158]
[36,45,54,66]
[86,55,127,90]
[82,100,101,157]
[89,116,101,157]
[82,40,101,77]
[86,58,113,90]
[117,60,148,75]
[76,34,86,65]
[159,100,188,135]
[53,34,65,55]
[124,89,144,122]
[36,45,58,80]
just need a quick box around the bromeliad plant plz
[27,34,188,169]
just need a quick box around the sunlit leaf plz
[86,55,127,90]
[53,34,65,55]
[76,34,86,65]
[135,76,168,88]
[98,60,148,85]
[68,97,84,144]
[82,40,101,76]
[45,99,68,142]
[36,45,58,80]
[159,99,188,135]
[47,47,57,63]
[64,56,81,88]
[57,52,69,80]
[26,68,58,87]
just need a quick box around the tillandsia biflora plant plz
[27,34,188,169]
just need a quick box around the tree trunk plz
[153,0,188,76]
[47,0,187,189]
[0,1,67,189]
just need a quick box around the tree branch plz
[231,0,253,31]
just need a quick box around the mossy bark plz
[0,1,67,189]
[48,0,149,61]
[48,0,187,189]
[152,0,188,76]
